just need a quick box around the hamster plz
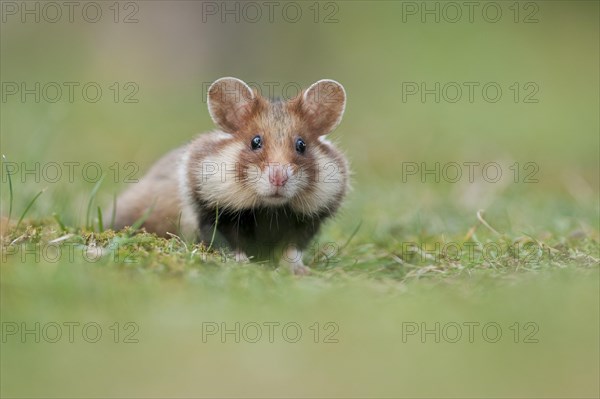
[111,77,349,274]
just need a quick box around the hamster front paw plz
[282,246,310,275]
[291,263,311,275]
[235,250,250,263]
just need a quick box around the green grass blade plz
[206,203,219,253]
[339,220,363,252]
[97,206,104,233]
[85,176,105,230]
[52,212,67,232]
[16,189,45,230]
[2,154,14,223]
[110,193,117,230]
[176,211,183,237]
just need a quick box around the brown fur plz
[111,78,349,272]
[110,147,188,236]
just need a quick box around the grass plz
[1,219,598,397]
[84,176,104,231]
[2,155,13,223]
[2,200,598,280]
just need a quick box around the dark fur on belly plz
[197,204,332,261]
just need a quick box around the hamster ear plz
[300,79,346,136]
[207,77,256,133]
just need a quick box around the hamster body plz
[112,77,349,274]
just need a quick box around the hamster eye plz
[251,135,262,150]
[295,138,306,154]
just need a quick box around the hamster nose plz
[269,166,288,187]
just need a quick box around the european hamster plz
[112,77,349,274]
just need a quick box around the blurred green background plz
[1,1,598,397]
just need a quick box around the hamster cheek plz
[284,166,305,195]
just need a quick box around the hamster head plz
[198,77,348,215]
